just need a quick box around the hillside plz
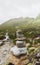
[0,15,40,32]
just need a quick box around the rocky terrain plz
[0,41,13,65]
[0,41,40,65]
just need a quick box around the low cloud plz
[0,0,40,24]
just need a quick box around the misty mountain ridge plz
[0,15,40,32]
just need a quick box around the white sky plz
[0,0,40,24]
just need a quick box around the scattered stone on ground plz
[0,41,13,65]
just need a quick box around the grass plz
[0,15,40,32]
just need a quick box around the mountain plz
[0,15,40,32]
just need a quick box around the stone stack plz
[8,30,29,65]
[10,30,27,56]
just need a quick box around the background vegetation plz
[0,15,40,44]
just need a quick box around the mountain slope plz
[0,16,40,32]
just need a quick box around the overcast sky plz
[0,0,40,24]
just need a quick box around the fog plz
[0,0,40,24]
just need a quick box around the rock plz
[0,42,12,65]
[7,54,29,65]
